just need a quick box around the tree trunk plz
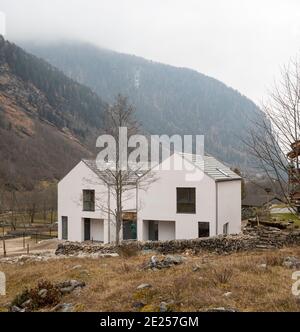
[115,183,122,245]
[30,203,36,224]
[115,211,121,245]
[43,202,47,221]
[50,208,54,223]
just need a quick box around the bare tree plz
[95,94,156,244]
[245,58,300,210]
[231,167,246,200]
[18,190,39,224]
[27,199,37,224]
[5,183,18,230]
[0,180,5,215]
[46,184,57,224]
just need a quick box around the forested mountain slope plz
[0,37,106,188]
[24,41,263,168]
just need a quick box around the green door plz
[123,220,137,240]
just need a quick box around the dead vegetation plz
[0,247,300,312]
[11,280,61,311]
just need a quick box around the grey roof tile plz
[83,153,241,183]
[179,153,241,181]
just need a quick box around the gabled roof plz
[83,153,241,183]
[178,153,241,182]
[82,159,107,178]
[82,159,143,185]
[203,155,241,182]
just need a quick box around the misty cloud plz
[1,0,300,102]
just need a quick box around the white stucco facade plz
[58,154,242,243]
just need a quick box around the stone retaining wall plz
[55,227,300,256]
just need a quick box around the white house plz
[57,153,241,243]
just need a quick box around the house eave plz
[215,178,242,183]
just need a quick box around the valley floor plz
[1,246,300,312]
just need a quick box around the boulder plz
[160,300,175,312]
[258,263,267,270]
[58,280,86,294]
[132,301,145,309]
[11,305,25,312]
[205,307,238,312]
[163,255,186,265]
[144,255,186,270]
[38,289,48,299]
[137,283,152,290]
[282,256,300,269]
[71,265,82,270]
[51,303,74,312]
[21,299,32,308]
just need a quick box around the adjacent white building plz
[57,153,241,243]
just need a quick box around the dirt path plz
[0,237,61,257]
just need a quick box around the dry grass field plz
[0,247,300,312]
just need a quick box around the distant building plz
[242,195,285,208]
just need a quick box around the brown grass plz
[0,247,300,312]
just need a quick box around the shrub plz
[212,268,234,285]
[11,288,31,308]
[11,279,61,311]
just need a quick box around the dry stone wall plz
[55,226,300,256]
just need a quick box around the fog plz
[1,0,300,102]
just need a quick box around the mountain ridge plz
[23,40,263,169]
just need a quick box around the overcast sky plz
[1,0,300,103]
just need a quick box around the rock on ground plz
[57,280,85,294]
[144,255,186,270]
[205,307,238,312]
[136,283,152,290]
[51,303,74,312]
[282,256,300,269]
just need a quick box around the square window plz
[177,187,196,213]
[198,222,209,237]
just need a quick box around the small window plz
[62,216,68,240]
[223,222,229,235]
[198,222,209,237]
[83,190,95,211]
[177,187,196,213]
